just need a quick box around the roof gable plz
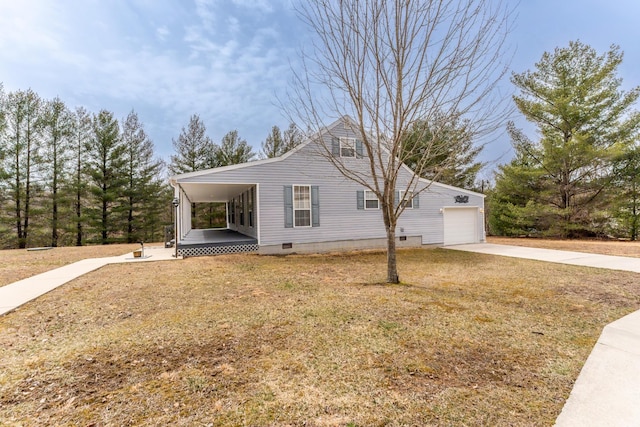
[169,115,483,198]
[169,116,350,184]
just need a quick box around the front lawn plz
[1,248,638,426]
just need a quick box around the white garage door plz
[443,208,478,245]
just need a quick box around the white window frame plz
[340,137,356,158]
[293,185,312,227]
[400,190,414,209]
[365,190,379,210]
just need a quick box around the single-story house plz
[169,116,485,257]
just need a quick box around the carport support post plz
[172,197,180,258]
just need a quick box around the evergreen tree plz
[0,84,8,247]
[261,123,304,159]
[491,41,640,237]
[86,110,126,244]
[40,97,73,247]
[401,116,484,189]
[611,145,640,240]
[120,110,164,243]
[215,130,255,166]
[69,107,92,246]
[0,83,5,140]
[169,114,212,174]
[261,125,284,158]
[282,122,304,153]
[169,114,215,229]
[0,89,42,248]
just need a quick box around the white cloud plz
[227,16,240,34]
[194,0,216,26]
[0,0,300,157]
[232,0,274,14]
[156,26,170,41]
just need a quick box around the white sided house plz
[169,117,485,257]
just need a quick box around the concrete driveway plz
[445,242,640,426]
[445,243,640,273]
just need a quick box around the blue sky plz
[1,0,639,177]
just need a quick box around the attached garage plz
[443,207,481,245]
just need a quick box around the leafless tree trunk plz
[288,0,513,283]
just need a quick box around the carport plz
[169,180,259,257]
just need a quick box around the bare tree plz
[288,0,512,283]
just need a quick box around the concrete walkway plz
[445,243,640,426]
[0,246,178,316]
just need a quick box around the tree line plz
[0,85,309,249]
[0,86,169,248]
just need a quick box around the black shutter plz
[357,190,364,210]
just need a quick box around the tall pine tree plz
[611,145,640,240]
[0,89,42,248]
[282,123,304,153]
[169,114,215,229]
[215,130,255,166]
[86,110,126,244]
[121,110,165,243]
[401,116,484,189]
[492,41,640,237]
[260,123,304,158]
[70,107,92,246]
[261,125,285,158]
[169,114,212,174]
[40,97,73,247]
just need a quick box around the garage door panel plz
[443,208,477,245]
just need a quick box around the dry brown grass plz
[488,236,640,258]
[0,244,144,287]
[1,248,638,426]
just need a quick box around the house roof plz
[169,116,485,202]
[169,116,346,183]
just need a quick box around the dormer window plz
[340,137,356,158]
[332,136,363,158]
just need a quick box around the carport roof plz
[175,182,255,203]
